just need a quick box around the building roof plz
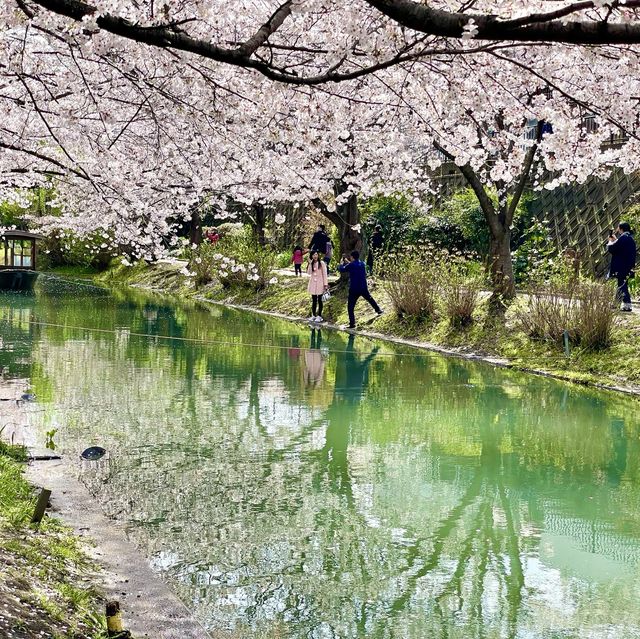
[1,230,45,240]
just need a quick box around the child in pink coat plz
[307,250,329,321]
[291,245,304,276]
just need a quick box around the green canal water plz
[2,280,640,638]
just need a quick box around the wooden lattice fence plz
[529,169,640,275]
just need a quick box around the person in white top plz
[306,250,329,321]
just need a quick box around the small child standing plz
[292,245,304,276]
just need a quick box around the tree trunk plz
[251,202,266,247]
[333,180,362,285]
[488,226,515,309]
[189,206,202,246]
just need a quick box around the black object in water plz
[21,393,36,402]
[80,446,106,461]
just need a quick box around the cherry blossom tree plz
[12,0,640,86]
[2,0,640,304]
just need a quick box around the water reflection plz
[302,329,325,388]
[1,282,640,638]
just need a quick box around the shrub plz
[407,216,467,252]
[385,258,437,320]
[361,194,416,250]
[184,241,220,287]
[275,250,292,269]
[216,244,277,291]
[40,229,116,270]
[439,262,483,326]
[518,279,618,350]
[573,280,618,349]
[518,283,574,343]
[182,226,280,291]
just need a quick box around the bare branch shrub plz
[573,280,618,349]
[385,258,437,320]
[518,279,618,349]
[439,261,483,326]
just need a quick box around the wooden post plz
[106,600,132,637]
[31,488,51,524]
[31,238,36,270]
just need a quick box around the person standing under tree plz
[607,222,637,312]
[339,251,383,329]
[367,225,384,275]
[309,224,330,255]
[307,250,329,322]
[206,227,220,244]
[291,245,305,276]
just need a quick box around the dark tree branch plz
[435,140,498,232]
[26,0,640,88]
[0,140,89,180]
[237,1,293,57]
[365,0,640,45]
[506,120,543,224]
[311,197,342,228]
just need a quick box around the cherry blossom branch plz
[365,0,640,45]
[490,50,640,143]
[507,122,543,224]
[237,1,293,57]
[0,140,89,180]
[24,0,633,88]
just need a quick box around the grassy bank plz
[96,260,640,393]
[0,441,106,638]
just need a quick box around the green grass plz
[0,442,107,638]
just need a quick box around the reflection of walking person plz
[338,250,383,329]
[607,222,636,312]
[303,329,325,386]
[367,225,383,275]
[307,250,329,322]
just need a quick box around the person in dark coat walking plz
[607,222,636,311]
[338,251,383,329]
[309,224,330,255]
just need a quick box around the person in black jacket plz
[308,224,330,255]
[607,222,637,311]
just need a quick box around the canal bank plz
[97,261,640,396]
[0,380,212,639]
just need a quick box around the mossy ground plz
[0,444,107,639]
[95,261,640,392]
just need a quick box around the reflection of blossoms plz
[269,277,278,285]
[274,213,286,225]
